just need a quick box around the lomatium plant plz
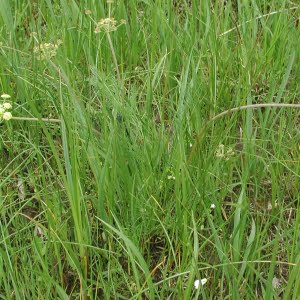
[0,93,12,122]
[92,7,126,82]
[94,17,126,33]
[94,18,118,33]
[215,144,235,160]
[33,40,62,60]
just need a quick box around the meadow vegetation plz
[0,0,300,299]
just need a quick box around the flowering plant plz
[0,94,12,121]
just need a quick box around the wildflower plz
[194,278,207,289]
[215,144,225,158]
[84,9,92,15]
[120,19,127,24]
[226,147,235,160]
[3,111,12,121]
[215,144,235,160]
[3,102,12,109]
[1,94,11,99]
[0,97,12,121]
[94,18,117,33]
[210,203,216,209]
[33,42,61,60]
[167,175,176,180]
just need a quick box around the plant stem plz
[189,103,300,161]
[106,32,121,83]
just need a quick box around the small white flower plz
[1,94,11,99]
[3,102,12,109]
[0,106,4,114]
[189,143,193,148]
[210,204,216,209]
[167,175,176,180]
[3,111,12,120]
[194,278,207,289]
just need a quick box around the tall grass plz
[0,0,299,299]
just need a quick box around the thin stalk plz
[107,0,121,83]
[189,103,300,161]
[106,32,121,82]
[11,116,61,123]
[219,6,298,36]
[11,116,101,136]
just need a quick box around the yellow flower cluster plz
[94,18,126,33]
[33,40,62,60]
[95,18,117,33]
[215,144,235,160]
[0,94,12,121]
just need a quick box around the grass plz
[0,0,299,299]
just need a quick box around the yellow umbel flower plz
[1,94,11,99]
[3,111,12,121]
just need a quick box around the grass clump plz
[0,0,300,299]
